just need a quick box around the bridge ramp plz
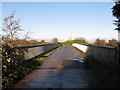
[15,46,100,88]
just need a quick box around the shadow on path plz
[15,46,100,88]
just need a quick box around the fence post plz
[117,43,120,64]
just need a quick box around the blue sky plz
[2,2,118,42]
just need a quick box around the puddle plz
[48,58,85,63]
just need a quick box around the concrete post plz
[117,30,120,64]
[118,30,120,42]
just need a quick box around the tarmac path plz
[15,46,100,88]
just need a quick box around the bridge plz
[2,43,119,88]
[15,46,100,88]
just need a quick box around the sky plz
[2,1,118,42]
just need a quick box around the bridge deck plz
[15,46,100,88]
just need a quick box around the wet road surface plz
[15,46,100,88]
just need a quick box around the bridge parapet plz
[72,43,117,68]
[15,43,62,60]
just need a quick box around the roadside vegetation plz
[1,1,120,88]
[93,38,118,48]
[72,46,82,56]
[44,46,61,57]
[62,38,118,49]
[1,11,61,88]
[62,39,87,46]
[2,45,60,88]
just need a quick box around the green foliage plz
[36,57,45,64]
[112,1,120,19]
[72,46,81,56]
[2,11,52,88]
[112,1,120,31]
[2,43,61,88]
[41,40,45,43]
[2,43,21,88]
[44,46,61,57]
[62,40,87,46]
[2,43,43,88]
[2,44,46,88]
[37,40,49,45]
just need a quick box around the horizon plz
[2,2,118,43]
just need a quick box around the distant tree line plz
[1,11,59,47]
[62,38,87,46]
[93,38,118,48]
[62,37,118,48]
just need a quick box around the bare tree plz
[24,32,31,41]
[2,11,23,45]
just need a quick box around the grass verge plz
[72,46,86,60]
[44,46,61,57]
[72,46,81,56]
[2,46,61,88]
